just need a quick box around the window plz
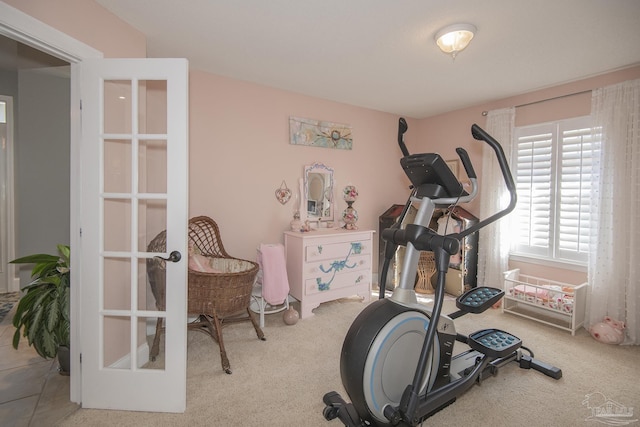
[511,116,599,265]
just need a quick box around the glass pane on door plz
[104,139,131,193]
[103,199,131,252]
[103,257,131,311]
[140,316,165,370]
[103,315,131,369]
[104,80,131,134]
[138,80,167,134]
[139,139,167,194]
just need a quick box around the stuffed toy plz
[589,316,625,344]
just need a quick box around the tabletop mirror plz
[304,162,334,223]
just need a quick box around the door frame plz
[0,2,102,403]
[0,94,17,294]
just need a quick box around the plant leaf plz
[10,254,59,265]
[60,286,70,322]
[12,328,22,350]
[39,330,57,359]
[57,244,70,264]
[46,299,60,333]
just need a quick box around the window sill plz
[509,253,587,273]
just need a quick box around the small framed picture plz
[307,199,317,214]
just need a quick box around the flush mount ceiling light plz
[435,23,476,60]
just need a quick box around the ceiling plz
[95,0,640,119]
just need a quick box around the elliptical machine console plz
[322,119,562,427]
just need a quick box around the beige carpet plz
[60,296,640,427]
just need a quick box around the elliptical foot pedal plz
[456,287,504,314]
[468,328,522,358]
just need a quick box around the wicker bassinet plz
[147,216,264,374]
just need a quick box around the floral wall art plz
[289,116,353,150]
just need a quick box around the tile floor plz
[0,306,79,426]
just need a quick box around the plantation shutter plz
[557,117,597,262]
[514,124,554,257]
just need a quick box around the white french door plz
[80,58,189,412]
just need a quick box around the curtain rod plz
[481,89,592,116]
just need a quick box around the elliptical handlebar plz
[455,147,476,179]
[471,123,515,193]
[397,117,410,157]
[455,124,517,239]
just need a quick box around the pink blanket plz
[258,244,290,305]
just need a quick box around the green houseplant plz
[11,244,70,373]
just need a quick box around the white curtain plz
[588,79,640,345]
[477,108,515,289]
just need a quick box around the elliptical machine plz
[322,119,562,427]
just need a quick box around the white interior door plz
[80,58,189,412]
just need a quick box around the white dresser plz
[284,229,374,318]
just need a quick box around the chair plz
[251,244,290,328]
[147,216,265,374]
[415,251,436,294]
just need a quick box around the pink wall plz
[5,0,146,57]
[189,71,413,263]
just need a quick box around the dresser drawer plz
[305,254,371,277]
[305,238,372,263]
[305,269,370,295]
